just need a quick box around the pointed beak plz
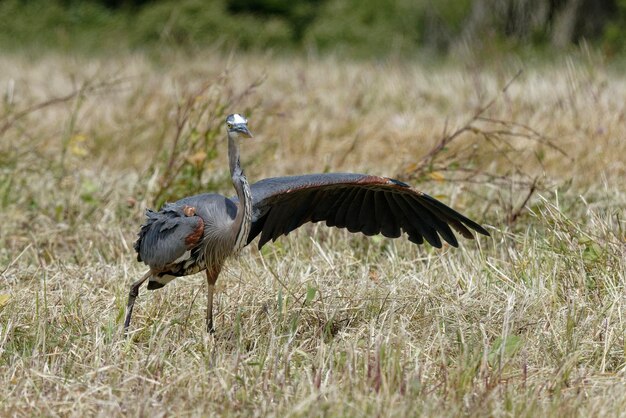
[234,124,253,138]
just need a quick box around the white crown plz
[231,114,247,124]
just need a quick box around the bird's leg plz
[206,282,215,334]
[205,268,221,334]
[124,270,151,334]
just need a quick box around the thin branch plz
[508,178,538,224]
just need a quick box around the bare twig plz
[404,70,524,177]
[508,178,538,225]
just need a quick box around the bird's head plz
[226,114,253,139]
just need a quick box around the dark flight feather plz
[241,173,489,249]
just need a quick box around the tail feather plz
[134,209,158,262]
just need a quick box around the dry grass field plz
[0,51,624,416]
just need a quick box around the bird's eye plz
[227,123,233,129]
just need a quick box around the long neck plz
[229,133,252,251]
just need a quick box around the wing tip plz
[476,226,490,237]
[419,192,490,238]
[466,222,490,237]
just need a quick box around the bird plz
[125,113,490,334]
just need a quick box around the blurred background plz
[1,0,625,59]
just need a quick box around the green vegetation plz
[0,51,624,415]
[1,0,626,57]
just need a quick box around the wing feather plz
[390,194,435,246]
[374,191,395,238]
[418,194,489,237]
[398,194,457,247]
[333,187,360,229]
[312,188,340,223]
[242,173,489,249]
[346,188,367,233]
[381,192,403,238]
[358,191,379,236]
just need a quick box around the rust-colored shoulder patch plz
[185,217,205,246]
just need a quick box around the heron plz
[125,113,489,333]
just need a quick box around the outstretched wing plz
[245,173,489,249]
[134,203,205,271]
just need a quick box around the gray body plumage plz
[134,194,237,289]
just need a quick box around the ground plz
[0,51,624,416]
